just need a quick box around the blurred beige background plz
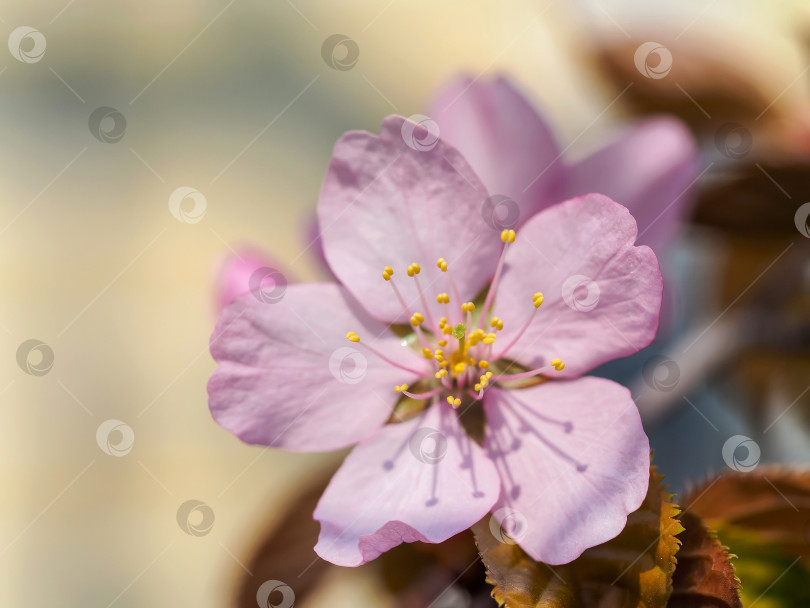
[1,1,808,606]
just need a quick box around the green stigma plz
[452,323,466,340]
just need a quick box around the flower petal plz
[567,117,700,250]
[492,193,662,377]
[314,402,500,566]
[429,76,566,225]
[213,247,286,313]
[208,282,426,452]
[317,115,502,325]
[483,378,650,565]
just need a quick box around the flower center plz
[346,229,565,410]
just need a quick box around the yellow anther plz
[440,360,449,368]
[551,358,565,371]
[461,302,475,313]
[407,263,421,277]
[434,349,444,358]
[474,383,482,391]
[490,317,504,330]
[453,362,466,374]
[486,371,493,379]
[436,293,450,304]
[436,258,448,272]
[394,384,409,392]
[479,376,488,387]
[482,333,497,345]
[500,229,516,243]
[442,325,453,335]
[438,339,447,347]
[382,266,394,281]
[410,312,425,327]
[533,292,544,308]
[345,332,360,343]
[479,360,489,369]
[446,396,461,407]
[422,348,434,359]
[468,357,476,366]
[435,369,448,379]
[384,266,393,275]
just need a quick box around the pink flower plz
[213,248,288,314]
[429,75,700,250]
[208,116,662,567]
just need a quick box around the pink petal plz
[213,247,288,314]
[429,76,566,226]
[483,378,650,565]
[317,115,502,325]
[314,402,500,566]
[567,117,700,250]
[208,282,426,452]
[492,194,662,377]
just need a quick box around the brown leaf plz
[668,511,742,608]
[473,465,683,608]
[682,468,810,565]
[234,466,339,607]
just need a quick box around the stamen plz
[446,395,461,408]
[402,386,445,400]
[490,359,565,382]
[478,230,516,330]
[461,302,475,330]
[493,292,542,360]
[437,258,462,317]
[407,262,437,332]
[422,348,434,359]
[346,332,425,376]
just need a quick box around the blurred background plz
[2,0,810,606]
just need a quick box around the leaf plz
[234,466,339,607]
[681,468,810,607]
[473,465,683,608]
[682,468,810,564]
[668,511,741,608]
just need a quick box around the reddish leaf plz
[668,511,741,608]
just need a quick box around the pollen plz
[490,317,504,330]
[407,263,421,277]
[422,348,434,359]
[479,360,489,369]
[446,396,461,407]
[551,358,565,371]
[500,229,516,243]
[410,312,425,327]
[482,332,497,345]
[436,258,448,272]
[382,266,394,281]
[435,369,448,379]
[345,331,360,343]
[533,292,544,308]
[453,362,466,374]
[394,384,408,392]
[437,339,447,347]
[436,293,450,304]
[461,302,475,313]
